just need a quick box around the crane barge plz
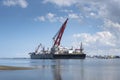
[29,18,86,59]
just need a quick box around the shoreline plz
[0,65,34,70]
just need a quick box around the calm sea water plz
[0,58,120,80]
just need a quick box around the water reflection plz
[29,59,85,80]
[50,60,85,80]
[80,60,84,80]
[51,60,62,80]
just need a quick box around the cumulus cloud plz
[46,13,57,22]
[3,0,28,8]
[73,31,115,47]
[34,12,67,22]
[73,31,117,55]
[43,0,79,7]
[60,9,73,13]
[44,0,120,22]
[79,0,120,23]
[35,12,57,22]
[99,0,120,23]
[103,19,120,46]
[35,12,82,22]
[34,16,45,22]
[68,13,79,19]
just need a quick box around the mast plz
[80,42,84,54]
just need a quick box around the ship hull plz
[30,53,86,59]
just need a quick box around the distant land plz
[87,55,120,59]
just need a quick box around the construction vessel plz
[29,18,86,59]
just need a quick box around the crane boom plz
[53,18,68,47]
[35,43,42,53]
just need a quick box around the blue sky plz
[0,0,120,58]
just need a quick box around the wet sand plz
[0,66,33,70]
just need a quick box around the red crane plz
[51,18,68,53]
[53,18,68,47]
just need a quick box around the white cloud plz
[90,12,97,17]
[43,0,79,7]
[35,12,82,23]
[35,12,58,22]
[58,17,67,23]
[73,31,115,47]
[46,13,55,19]
[103,19,120,46]
[46,12,56,22]
[104,19,120,30]
[43,0,120,22]
[68,13,79,19]
[73,31,117,55]
[3,0,28,8]
[60,9,73,13]
[34,16,45,22]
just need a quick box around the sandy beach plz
[0,66,33,70]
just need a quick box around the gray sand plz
[0,66,33,70]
